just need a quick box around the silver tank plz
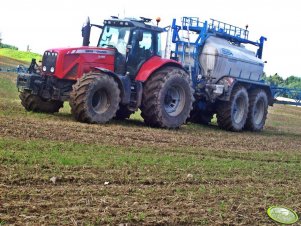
[199,36,264,83]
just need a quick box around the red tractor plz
[17,17,193,128]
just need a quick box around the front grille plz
[42,51,58,73]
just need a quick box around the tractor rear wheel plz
[245,89,268,131]
[19,90,63,113]
[141,66,193,128]
[70,72,120,123]
[217,85,249,132]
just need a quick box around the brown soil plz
[1,108,300,153]
[1,63,301,225]
[1,102,301,225]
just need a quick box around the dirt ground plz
[0,60,301,225]
[1,104,301,153]
[1,100,301,225]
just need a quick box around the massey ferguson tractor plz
[17,16,273,131]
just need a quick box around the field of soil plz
[1,55,301,225]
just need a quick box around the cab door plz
[126,29,155,78]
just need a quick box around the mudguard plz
[135,56,183,82]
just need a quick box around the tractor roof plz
[103,17,165,33]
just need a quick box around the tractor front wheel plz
[19,90,63,113]
[69,72,120,123]
[141,66,193,128]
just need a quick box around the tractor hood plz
[48,46,115,55]
[42,46,115,80]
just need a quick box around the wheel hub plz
[254,98,265,125]
[92,89,110,114]
[233,96,246,124]
[164,85,185,116]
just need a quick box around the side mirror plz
[82,17,91,46]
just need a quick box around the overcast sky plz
[0,0,300,78]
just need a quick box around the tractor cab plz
[83,17,165,78]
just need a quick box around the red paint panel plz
[44,47,115,80]
[135,56,182,82]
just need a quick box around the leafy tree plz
[263,73,301,98]
[285,76,301,89]
[265,73,284,86]
[0,43,18,50]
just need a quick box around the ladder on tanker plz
[170,17,208,80]
[180,17,193,75]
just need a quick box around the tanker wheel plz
[217,85,249,132]
[114,104,133,120]
[188,104,213,125]
[141,66,193,128]
[69,72,120,123]
[19,90,63,113]
[245,89,268,131]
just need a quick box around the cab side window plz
[139,31,153,58]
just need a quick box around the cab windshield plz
[98,26,131,55]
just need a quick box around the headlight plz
[50,67,55,73]
[42,66,47,72]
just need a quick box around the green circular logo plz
[267,206,299,224]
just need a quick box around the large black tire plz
[19,90,63,113]
[217,86,249,132]
[114,104,133,120]
[141,66,193,129]
[188,103,213,125]
[245,89,268,131]
[69,72,120,123]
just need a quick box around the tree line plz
[262,73,301,89]
[0,43,18,50]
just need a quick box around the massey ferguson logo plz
[67,49,114,55]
